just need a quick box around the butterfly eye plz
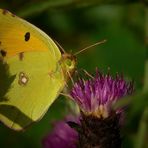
[66,59,72,67]
[65,58,76,70]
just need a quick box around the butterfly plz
[0,9,76,131]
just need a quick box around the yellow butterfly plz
[0,9,76,131]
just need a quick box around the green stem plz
[135,107,148,148]
[135,6,148,148]
[143,7,148,92]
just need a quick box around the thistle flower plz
[70,69,133,148]
[42,69,133,148]
[42,116,79,148]
[70,69,133,118]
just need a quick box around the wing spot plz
[18,72,29,86]
[0,50,7,57]
[24,32,30,41]
[19,52,24,61]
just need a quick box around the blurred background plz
[0,0,147,148]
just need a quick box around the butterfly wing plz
[0,9,65,130]
[0,51,65,131]
[0,9,61,59]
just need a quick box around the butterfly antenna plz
[54,40,66,53]
[74,39,107,56]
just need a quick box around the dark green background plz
[0,1,147,148]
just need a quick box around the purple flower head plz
[70,69,133,118]
[42,116,79,148]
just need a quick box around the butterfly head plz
[60,53,76,78]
